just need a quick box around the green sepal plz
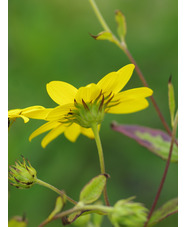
[115,10,127,42]
[147,198,178,226]
[168,76,176,127]
[80,174,107,204]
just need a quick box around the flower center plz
[64,91,119,128]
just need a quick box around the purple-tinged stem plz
[144,111,178,227]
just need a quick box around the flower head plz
[9,156,37,189]
[29,64,153,147]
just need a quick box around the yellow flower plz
[8,106,52,124]
[29,64,153,147]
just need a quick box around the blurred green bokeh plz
[8,0,178,226]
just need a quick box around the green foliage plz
[91,31,118,45]
[111,123,178,162]
[136,132,178,162]
[80,175,107,204]
[115,10,127,42]
[147,198,178,226]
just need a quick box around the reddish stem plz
[144,112,178,227]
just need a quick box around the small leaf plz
[168,76,176,127]
[111,123,178,162]
[8,216,27,227]
[72,213,91,226]
[46,196,65,222]
[80,174,107,204]
[90,31,118,44]
[115,10,127,42]
[147,198,178,226]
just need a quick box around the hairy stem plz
[36,178,77,205]
[144,111,178,227]
[91,123,110,206]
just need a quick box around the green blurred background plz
[8,0,178,226]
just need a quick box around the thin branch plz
[144,111,178,227]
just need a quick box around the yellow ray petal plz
[41,124,67,148]
[8,109,22,116]
[29,121,61,141]
[19,115,30,123]
[107,98,149,114]
[97,64,135,95]
[75,83,101,104]
[46,81,78,105]
[112,87,153,102]
[46,104,74,121]
[81,124,101,139]
[8,110,29,123]
[22,105,45,112]
[24,108,53,120]
[64,123,81,142]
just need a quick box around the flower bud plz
[109,197,148,227]
[9,156,37,189]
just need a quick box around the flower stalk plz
[91,123,110,206]
[36,178,77,205]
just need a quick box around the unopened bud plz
[9,156,37,189]
[109,197,148,227]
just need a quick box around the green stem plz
[89,0,111,32]
[91,123,110,206]
[36,178,77,205]
[91,124,105,173]
[39,204,113,226]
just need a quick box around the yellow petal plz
[22,105,45,112]
[81,125,101,139]
[75,83,101,103]
[46,81,78,105]
[64,123,81,142]
[29,121,61,141]
[112,87,153,102]
[19,115,30,123]
[97,64,135,94]
[107,98,149,114]
[46,104,74,121]
[41,124,66,148]
[8,109,22,117]
[8,110,29,123]
[24,108,53,120]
